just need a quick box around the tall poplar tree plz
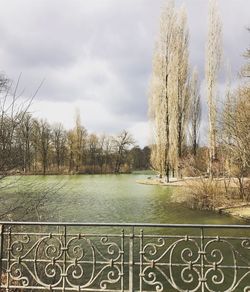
[205,0,222,175]
[189,68,201,156]
[149,0,190,180]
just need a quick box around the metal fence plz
[0,222,250,291]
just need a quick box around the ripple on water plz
[0,174,245,225]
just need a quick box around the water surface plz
[0,174,244,224]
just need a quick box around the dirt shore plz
[217,204,250,221]
[136,177,195,187]
[136,177,250,221]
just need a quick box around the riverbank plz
[217,203,250,222]
[136,177,196,187]
[136,176,245,188]
[137,176,250,221]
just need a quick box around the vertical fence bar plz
[120,229,124,292]
[6,226,11,292]
[0,225,3,287]
[200,227,205,292]
[62,225,67,292]
[129,226,134,292]
[139,229,144,292]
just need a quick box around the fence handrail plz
[0,221,250,228]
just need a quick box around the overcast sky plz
[0,0,249,146]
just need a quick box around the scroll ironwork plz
[0,222,249,291]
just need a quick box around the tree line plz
[0,78,150,176]
[149,0,249,181]
[149,0,249,179]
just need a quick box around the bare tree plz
[113,130,134,173]
[34,119,51,175]
[189,68,201,156]
[170,7,190,177]
[149,0,177,181]
[149,0,190,180]
[87,134,99,173]
[73,110,87,173]
[0,74,35,177]
[241,28,250,79]
[205,0,222,176]
[67,129,75,173]
[103,135,113,173]
[96,134,106,173]
[16,113,34,173]
[222,85,250,200]
[51,123,67,172]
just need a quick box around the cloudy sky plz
[0,0,249,146]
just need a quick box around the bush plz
[185,177,231,210]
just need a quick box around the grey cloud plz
[0,0,249,140]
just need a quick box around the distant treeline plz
[0,74,150,175]
[0,110,151,175]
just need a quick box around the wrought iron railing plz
[0,222,250,291]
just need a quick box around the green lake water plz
[0,173,244,224]
[1,174,249,291]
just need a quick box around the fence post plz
[0,225,3,287]
[200,227,205,292]
[129,226,134,292]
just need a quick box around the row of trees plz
[149,0,250,205]
[0,78,150,175]
[220,52,250,200]
[149,0,201,181]
[149,0,250,192]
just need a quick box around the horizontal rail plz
[0,221,250,228]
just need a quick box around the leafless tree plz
[113,130,135,173]
[73,110,87,173]
[0,74,38,177]
[149,0,176,180]
[189,68,201,156]
[170,7,190,177]
[51,123,67,172]
[222,85,250,200]
[149,0,190,180]
[241,28,250,79]
[205,0,222,176]
[34,119,51,175]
